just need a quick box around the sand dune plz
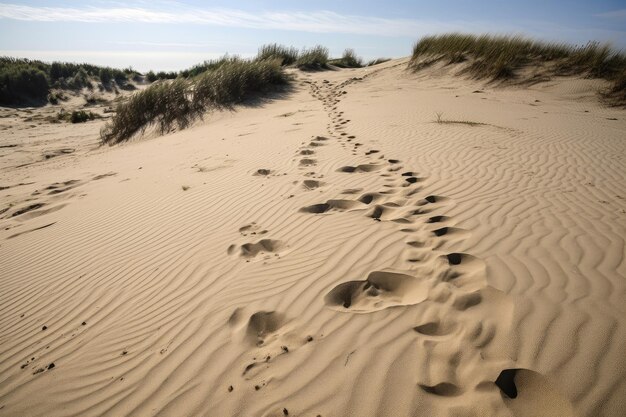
[1,58,625,416]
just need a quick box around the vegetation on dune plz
[329,49,363,68]
[295,46,329,69]
[141,45,333,83]
[409,33,626,105]
[0,57,133,105]
[604,71,626,105]
[366,58,391,66]
[70,110,99,123]
[257,44,299,66]
[0,62,49,104]
[101,58,288,144]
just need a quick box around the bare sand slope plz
[0,59,625,417]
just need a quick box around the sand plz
[0,58,625,417]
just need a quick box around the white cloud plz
[595,9,626,20]
[0,3,459,37]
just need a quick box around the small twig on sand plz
[344,350,356,366]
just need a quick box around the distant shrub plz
[0,64,49,104]
[70,110,98,123]
[69,68,91,89]
[84,93,108,105]
[0,57,132,105]
[296,46,329,69]
[101,58,288,144]
[99,68,113,85]
[329,49,363,68]
[257,44,299,66]
[146,71,158,83]
[47,90,67,104]
[156,71,178,80]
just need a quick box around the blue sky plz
[0,1,625,71]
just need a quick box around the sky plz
[0,0,625,72]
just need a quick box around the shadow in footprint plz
[490,369,575,417]
[419,382,462,397]
[300,199,363,214]
[413,321,457,337]
[303,180,322,190]
[246,311,283,344]
[337,164,383,173]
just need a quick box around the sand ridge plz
[0,59,625,416]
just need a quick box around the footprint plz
[239,223,266,236]
[11,203,66,220]
[92,172,117,181]
[230,239,284,258]
[337,164,383,173]
[300,158,317,166]
[452,291,482,310]
[11,203,45,217]
[245,311,285,346]
[300,149,315,155]
[427,215,448,223]
[419,382,462,397]
[358,193,383,205]
[493,369,575,417]
[366,204,406,221]
[302,180,322,190]
[44,179,81,195]
[404,177,421,184]
[413,321,457,337]
[325,271,430,313]
[254,169,272,176]
[300,199,364,214]
[418,195,448,205]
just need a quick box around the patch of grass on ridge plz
[329,49,363,68]
[100,57,288,144]
[409,33,626,105]
[295,46,329,70]
[366,58,391,66]
[257,44,299,66]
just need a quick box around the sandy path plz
[1,59,625,417]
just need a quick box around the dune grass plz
[295,46,329,70]
[101,58,288,144]
[409,33,626,104]
[366,58,391,66]
[257,44,300,66]
[329,49,363,68]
